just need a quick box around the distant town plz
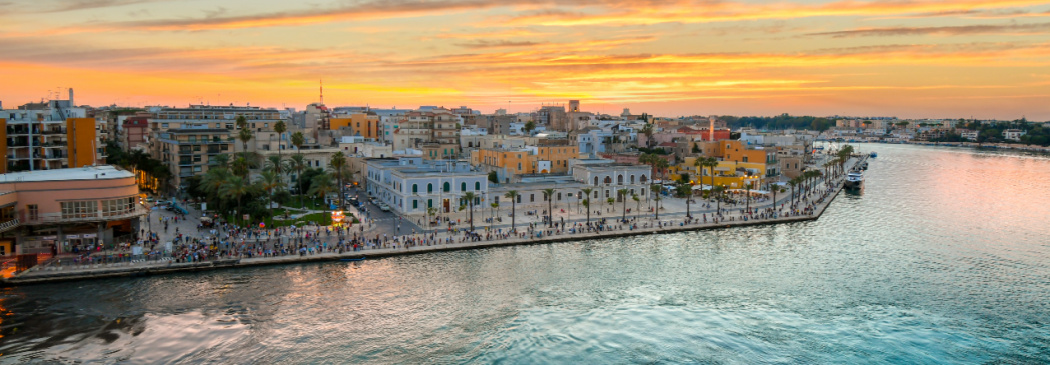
[0,90,1047,262]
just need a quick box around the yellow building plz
[331,113,380,139]
[679,157,763,189]
[471,145,579,178]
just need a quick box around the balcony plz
[21,206,149,226]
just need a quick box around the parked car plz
[379,203,391,212]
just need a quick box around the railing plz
[21,207,149,225]
[0,218,18,234]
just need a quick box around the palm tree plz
[201,167,232,212]
[259,169,282,222]
[788,177,800,203]
[580,188,593,225]
[308,172,336,226]
[632,194,640,220]
[273,120,287,161]
[329,152,348,209]
[463,192,477,231]
[265,155,286,187]
[650,184,662,219]
[543,188,555,228]
[504,190,519,232]
[654,158,670,181]
[711,185,724,213]
[745,181,753,212]
[676,183,693,218]
[426,206,437,227]
[222,175,251,226]
[211,153,231,170]
[618,188,629,221]
[288,154,307,208]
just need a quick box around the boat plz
[869,152,878,158]
[861,162,869,170]
[341,257,366,262]
[844,171,864,189]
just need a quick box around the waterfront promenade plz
[4,158,863,286]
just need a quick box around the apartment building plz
[1,96,104,173]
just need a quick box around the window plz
[618,175,624,185]
[413,200,418,209]
[28,204,38,221]
[102,197,136,217]
[475,182,481,191]
[605,190,610,198]
[428,199,433,208]
[594,176,599,186]
[640,175,648,183]
[530,194,535,202]
[517,195,521,203]
[630,175,635,184]
[412,184,418,193]
[428,184,433,193]
[443,182,450,192]
[61,200,98,219]
[461,182,467,192]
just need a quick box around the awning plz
[692,184,713,191]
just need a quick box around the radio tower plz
[319,79,324,105]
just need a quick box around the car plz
[378,203,391,212]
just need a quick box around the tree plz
[524,121,536,135]
[490,202,499,221]
[288,150,307,208]
[488,171,499,185]
[259,169,283,222]
[308,172,336,226]
[580,188,593,225]
[745,181,754,213]
[788,177,799,203]
[632,194,640,220]
[618,188,629,222]
[710,185,724,213]
[650,184,663,219]
[504,190,519,232]
[543,188,555,228]
[463,192,477,231]
[222,175,252,226]
[654,158,670,180]
[676,183,693,218]
[329,152,348,209]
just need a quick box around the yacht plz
[869,152,878,158]
[844,171,864,189]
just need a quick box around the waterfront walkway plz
[5,158,864,286]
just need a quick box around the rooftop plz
[0,165,133,183]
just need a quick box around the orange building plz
[331,113,380,139]
[472,144,579,182]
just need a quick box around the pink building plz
[0,165,145,257]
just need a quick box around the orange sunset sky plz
[1,0,1049,119]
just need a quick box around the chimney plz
[69,88,74,106]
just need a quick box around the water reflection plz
[1,144,1049,363]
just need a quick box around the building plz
[153,129,233,189]
[470,141,579,183]
[1003,129,1027,141]
[330,112,381,139]
[1,96,105,173]
[364,157,488,214]
[0,165,146,258]
[121,117,150,151]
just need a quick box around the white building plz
[1003,129,1027,141]
[364,157,488,214]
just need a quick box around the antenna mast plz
[320,79,324,105]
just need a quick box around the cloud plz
[455,40,549,49]
[34,0,168,13]
[503,0,1050,26]
[806,23,1050,37]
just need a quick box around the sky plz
[1,0,1049,120]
